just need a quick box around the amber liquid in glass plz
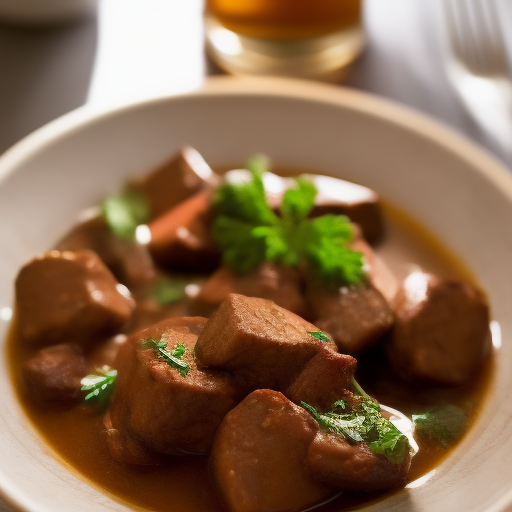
[205,0,361,40]
[204,0,365,81]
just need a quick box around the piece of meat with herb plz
[387,270,491,385]
[285,346,357,411]
[22,343,89,404]
[302,393,411,492]
[128,146,219,220]
[56,215,156,287]
[104,336,160,466]
[148,190,221,273]
[305,235,397,354]
[105,317,243,460]
[190,263,306,317]
[306,432,410,493]
[15,250,133,347]
[211,389,336,512]
[212,163,366,290]
[194,294,336,391]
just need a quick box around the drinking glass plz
[204,0,365,81]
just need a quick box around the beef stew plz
[6,147,494,512]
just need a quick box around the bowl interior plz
[1,77,512,512]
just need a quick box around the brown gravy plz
[6,199,494,512]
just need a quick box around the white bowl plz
[1,76,512,512]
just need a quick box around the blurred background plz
[0,0,511,164]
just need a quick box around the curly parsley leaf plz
[369,427,410,464]
[412,405,466,448]
[302,401,365,443]
[302,378,410,465]
[281,178,317,222]
[306,215,365,286]
[332,399,347,410]
[212,156,278,227]
[211,156,365,287]
[101,190,150,240]
[140,338,189,377]
[302,398,409,465]
[81,369,117,405]
[211,216,268,274]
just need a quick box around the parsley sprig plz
[302,381,409,464]
[140,338,189,377]
[101,190,150,240]
[211,156,365,287]
[412,405,466,448]
[81,369,117,405]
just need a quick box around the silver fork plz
[443,0,512,164]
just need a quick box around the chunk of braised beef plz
[105,317,243,463]
[15,250,133,347]
[148,190,221,273]
[210,389,336,512]
[194,294,336,391]
[190,263,306,318]
[56,215,156,287]
[306,431,411,493]
[22,343,89,404]
[352,235,399,304]
[305,234,397,355]
[128,146,219,220]
[306,282,394,355]
[285,347,357,411]
[104,407,165,466]
[387,270,491,385]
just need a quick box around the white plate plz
[1,76,512,512]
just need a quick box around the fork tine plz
[480,0,510,73]
[443,0,512,163]
[445,0,511,76]
[445,0,479,72]
[445,1,462,59]
[465,0,488,73]
[461,0,510,77]
[468,0,508,76]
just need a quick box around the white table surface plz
[0,0,511,510]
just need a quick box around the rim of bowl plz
[1,75,511,200]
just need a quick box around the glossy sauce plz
[6,194,493,512]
